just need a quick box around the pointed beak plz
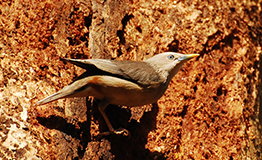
[178,54,200,61]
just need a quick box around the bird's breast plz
[86,75,168,107]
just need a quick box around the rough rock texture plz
[0,0,262,159]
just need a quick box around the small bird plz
[36,52,199,136]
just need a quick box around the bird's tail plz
[35,77,91,106]
[35,91,69,106]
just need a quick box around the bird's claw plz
[113,128,130,136]
[98,128,130,137]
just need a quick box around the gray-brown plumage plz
[36,52,199,136]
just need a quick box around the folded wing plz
[62,58,164,87]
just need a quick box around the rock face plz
[0,0,261,159]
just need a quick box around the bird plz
[35,52,199,136]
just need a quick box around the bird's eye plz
[167,54,175,59]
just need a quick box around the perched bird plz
[36,52,199,136]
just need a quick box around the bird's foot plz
[113,128,130,136]
[98,128,130,137]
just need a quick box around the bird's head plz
[145,52,199,81]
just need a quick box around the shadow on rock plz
[36,108,91,158]
[92,103,166,160]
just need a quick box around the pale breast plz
[86,75,168,107]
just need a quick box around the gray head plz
[145,52,199,81]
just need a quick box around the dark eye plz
[167,54,175,59]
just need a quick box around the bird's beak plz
[178,54,200,61]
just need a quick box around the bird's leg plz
[98,100,130,136]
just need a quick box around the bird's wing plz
[62,58,136,81]
[62,58,129,78]
[62,58,164,86]
[112,61,164,86]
